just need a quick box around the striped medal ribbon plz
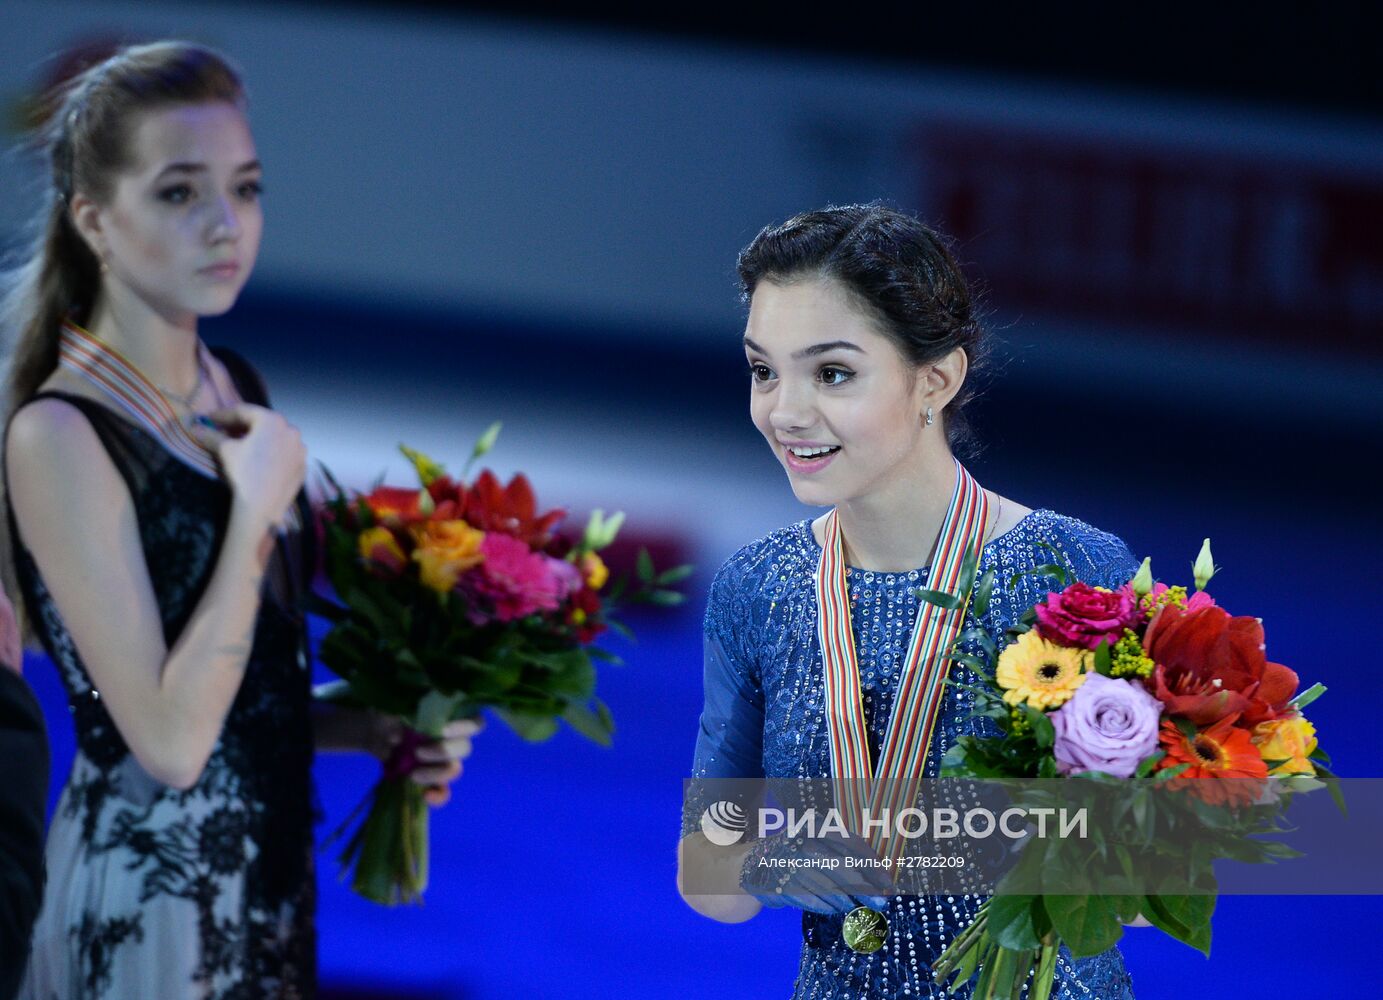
[56,320,298,531]
[815,458,988,865]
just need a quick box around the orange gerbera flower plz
[1157,715,1268,807]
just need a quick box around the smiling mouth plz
[786,445,840,459]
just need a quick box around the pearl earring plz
[924,406,934,427]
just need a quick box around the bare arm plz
[5,398,302,790]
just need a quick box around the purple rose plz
[1049,673,1162,779]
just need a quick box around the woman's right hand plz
[191,404,306,529]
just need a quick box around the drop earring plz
[924,406,934,427]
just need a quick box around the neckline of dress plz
[799,508,1048,580]
[56,319,225,481]
[26,387,231,490]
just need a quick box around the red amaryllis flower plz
[1157,715,1268,807]
[1143,604,1298,727]
[422,475,465,520]
[463,470,565,547]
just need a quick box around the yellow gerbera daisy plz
[995,630,1090,709]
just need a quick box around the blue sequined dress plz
[690,509,1138,999]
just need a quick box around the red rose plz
[1035,582,1141,651]
[1143,604,1298,726]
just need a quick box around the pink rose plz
[1050,673,1162,778]
[471,533,565,622]
[1035,582,1140,650]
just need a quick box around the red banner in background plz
[917,123,1383,356]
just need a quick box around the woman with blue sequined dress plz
[678,205,1140,998]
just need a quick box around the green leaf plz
[547,653,597,699]
[636,547,655,583]
[646,589,686,607]
[561,699,615,747]
[1130,788,1152,842]
[341,586,393,638]
[1011,563,1070,589]
[948,934,982,991]
[655,564,694,585]
[1020,704,1055,749]
[1141,894,1213,956]
[1092,640,1113,677]
[1044,895,1122,958]
[973,568,996,618]
[1288,682,1326,712]
[1133,752,1164,780]
[414,689,462,737]
[494,707,560,742]
[948,651,991,674]
[1313,764,1348,817]
[986,894,1043,950]
[914,586,962,610]
[1153,762,1191,783]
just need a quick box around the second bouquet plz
[309,424,686,904]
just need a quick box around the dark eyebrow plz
[154,159,262,180]
[742,336,864,360]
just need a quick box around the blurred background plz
[2,1,1380,996]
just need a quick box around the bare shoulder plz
[8,392,100,451]
[6,392,122,495]
[990,494,1034,537]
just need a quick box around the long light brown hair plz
[0,41,246,642]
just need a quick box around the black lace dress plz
[7,348,317,999]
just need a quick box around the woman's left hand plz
[410,717,484,807]
[364,713,484,808]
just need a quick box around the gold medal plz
[842,905,888,955]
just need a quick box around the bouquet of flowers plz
[929,540,1340,1000]
[309,424,688,904]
